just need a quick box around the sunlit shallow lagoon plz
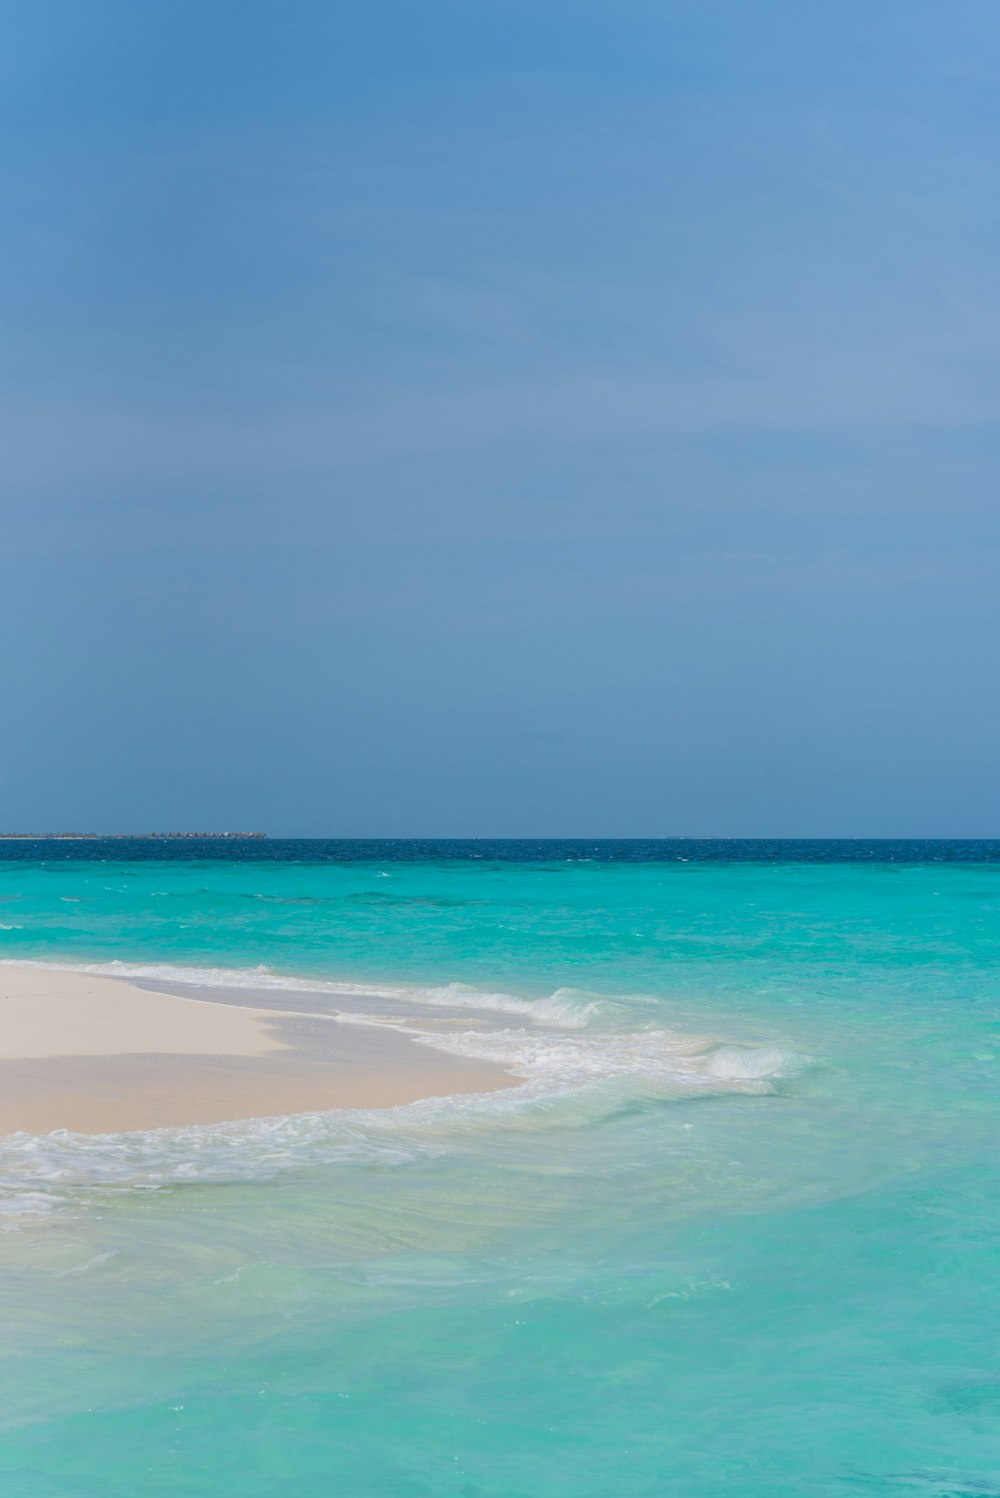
[2,839,1000,1496]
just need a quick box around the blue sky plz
[3,0,999,834]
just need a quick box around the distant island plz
[0,832,267,841]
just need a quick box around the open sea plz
[2,838,1000,1496]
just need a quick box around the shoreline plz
[0,964,516,1136]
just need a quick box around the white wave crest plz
[0,959,602,1027]
[0,1106,435,1224]
[415,1025,797,1095]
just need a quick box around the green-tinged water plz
[2,841,1000,1495]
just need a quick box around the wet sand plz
[0,966,515,1134]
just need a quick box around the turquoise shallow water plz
[2,842,1000,1495]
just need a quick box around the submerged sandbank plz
[0,965,515,1134]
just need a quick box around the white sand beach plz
[0,965,514,1134]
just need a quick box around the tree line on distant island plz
[0,832,267,840]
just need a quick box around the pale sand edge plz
[0,965,294,1059]
[0,964,516,1134]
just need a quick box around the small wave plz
[415,1025,797,1095]
[0,1108,436,1224]
[1,1081,619,1223]
[0,959,602,1028]
[345,893,476,907]
[705,1044,792,1081]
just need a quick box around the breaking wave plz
[417,1026,795,1093]
[0,958,602,1027]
